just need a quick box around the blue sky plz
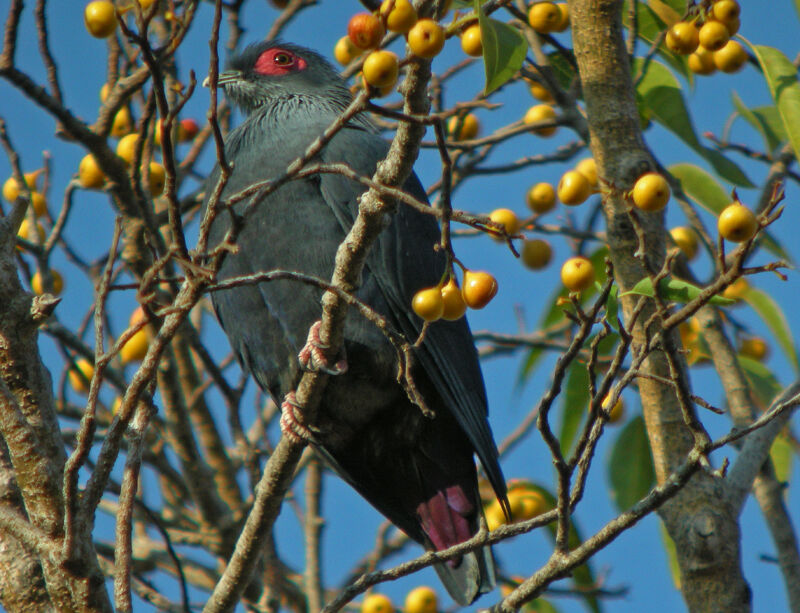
[2,1,800,611]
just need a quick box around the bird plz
[204,40,508,606]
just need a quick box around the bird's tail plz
[433,542,496,606]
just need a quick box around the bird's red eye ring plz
[273,52,293,66]
[253,48,308,75]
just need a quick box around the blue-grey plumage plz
[205,41,508,605]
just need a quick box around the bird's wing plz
[319,128,507,502]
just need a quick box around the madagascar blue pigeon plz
[204,41,508,605]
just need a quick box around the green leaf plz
[669,163,791,261]
[731,92,785,153]
[749,43,800,164]
[647,0,682,26]
[770,433,793,484]
[669,162,730,214]
[738,355,782,409]
[559,362,590,456]
[743,288,800,372]
[608,415,656,511]
[623,3,691,82]
[620,276,735,306]
[477,1,528,94]
[635,59,752,186]
[659,522,682,590]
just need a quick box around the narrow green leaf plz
[743,288,800,372]
[738,355,782,410]
[620,277,735,306]
[635,59,752,186]
[770,433,793,484]
[795,0,800,22]
[659,523,682,590]
[669,162,730,214]
[477,1,527,94]
[731,91,784,153]
[749,43,800,164]
[647,0,681,26]
[608,415,656,511]
[559,363,590,456]
[669,163,791,261]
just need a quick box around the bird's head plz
[207,41,353,116]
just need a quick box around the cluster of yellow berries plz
[412,271,498,322]
[527,2,570,35]
[66,306,152,396]
[335,0,493,96]
[665,0,747,75]
[3,169,67,296]
[360,585,438,613]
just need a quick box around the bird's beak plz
[202,70,243,88]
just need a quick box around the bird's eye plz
[274,53,293,66]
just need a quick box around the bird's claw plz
[280,391,315,444]
[298,320,348,375]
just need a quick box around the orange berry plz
[412,287,444,322]
[348,13,385,50]
[440,278,467,321]
[462,270,498,309]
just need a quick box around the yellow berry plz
[362,593,394,613]
[665,21,699,55]
[69,358,95,394]
[670,226,699,260]
[348,13,385,50]
[447,113,480,140]
[739,337,769,362]
[560,256,595,292]
[523,104,557,137]
[334,35,362,65]
[488,208,520,240]
[484,498,506,530]
[379,0,418,34]
[698,20,729,52]
[366,47,402,80]
[528,2,561,34]
[521,239,553,270]
[79,154,106,189]
[116,133,141,166]
[558,170,591,206]
[460,23,483,56]
[412,287,444,322]
[111,106,134,138]
[712,0,741,25]
[17,218,45,248]
[146,162,166,196]
[508,487,547,521]
[31,269,64,296]
[2,170,41,202]
[718,203,757,243]
[688,46,717,75]
[462,270,498,309]
[713,40,748,73]
[362,50,399,91]
[601,393,625,423]
[631,172,670,212]
[30,192,47,217]
[120,328,149,363]
[526,182,557,214]
[440,278,467,321]
[527,80,554,103]
[404,586,437,613]
[178,118,199,142]
[722,277,749,301]
[84,1,117,38]
[552,2,570,31]
[407,18,445,59]
[575,157,598,190]
[100,82,112,102]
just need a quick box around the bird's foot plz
[280,391,315,444]
[298,320,348,375]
